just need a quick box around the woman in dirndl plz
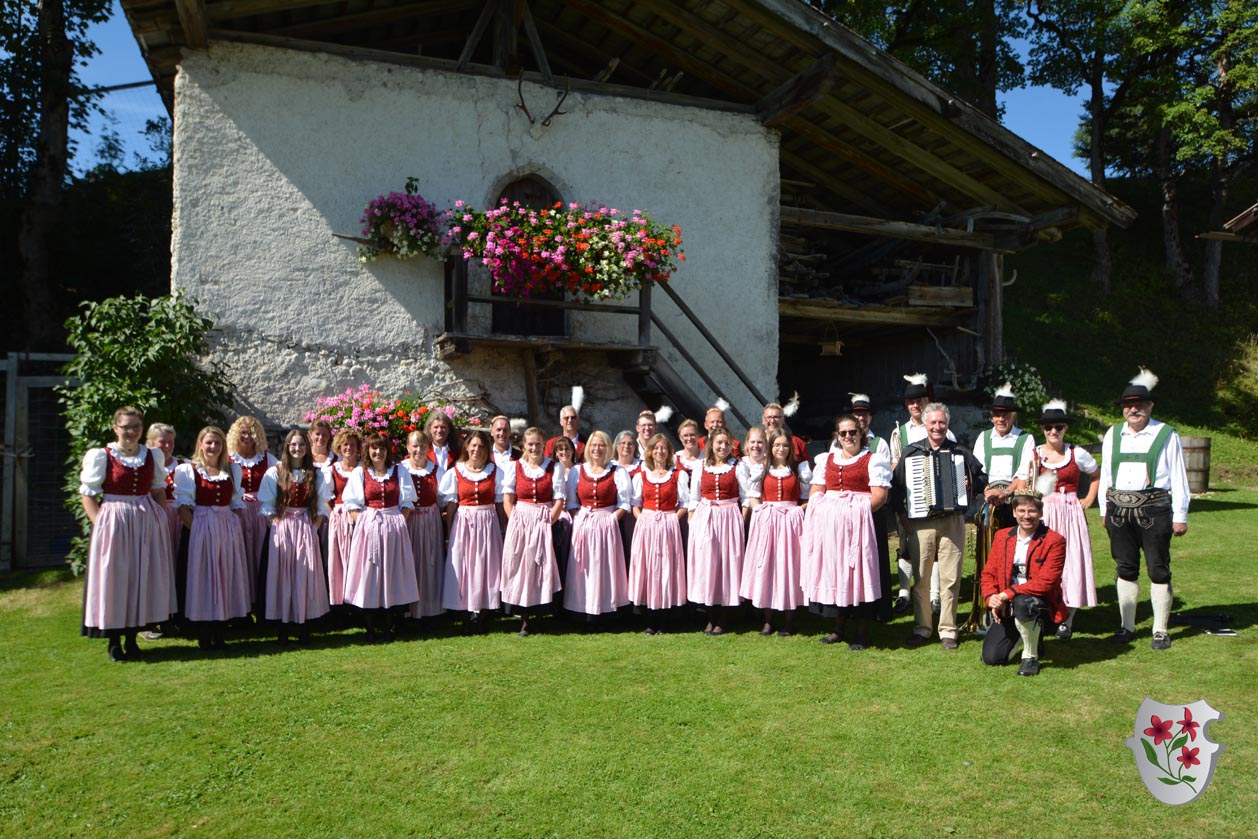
[686,428,750,635]
[802,414,890,650]
[79,406,175,661]
[629,433,689,634]
[227,415,275,612]
[402,429,445,623]
[500,427,564,635]
[737,425,769,527]
[259,429,332,643]
[146,422,183,631]
[323,429,362,619]
[564,430,633,624]
[1034,399,1099,640]
[174,425,251,650]
[342,432,419,641]
[549,435,577,607]
[440,430,504,633]
[740,430,811,637]
[613,430,642,570]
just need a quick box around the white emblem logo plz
[1126,698,1225,805]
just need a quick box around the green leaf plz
[1158,778,1181,786]
[1170,734,1188,752]
[1182,776,1197,783]
[1141,739,1160,767]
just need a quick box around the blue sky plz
[77,1,1092,179]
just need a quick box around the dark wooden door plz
[491,175,567,337]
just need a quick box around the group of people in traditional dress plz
[79,367,1190,672]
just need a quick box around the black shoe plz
[1110,628,1136,644]
[107,643,125,663]
[819,633,843,645]
[891,596,909,615]
[759,624,774,636]
[848,642,867,651]
[1017,657,1040,676]
[643,627,655,636]
[1055,624,1073,641]
[1151,631,1172,651]
[905,633,930,648]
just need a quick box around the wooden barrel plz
[1181,436,1211,494]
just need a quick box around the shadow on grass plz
[1183,496,1258,513]
[0,568,75,593]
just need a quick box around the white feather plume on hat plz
[571,385,585,414]
[1042,398,1068,414]
[1130,366,1159,391]
[849,392,870,406]
[1034,470,1058,498]
[782,392,800,417]
[654,405,674,424]
[714,398,730,412]
[903,373,928,386]
[995,381,1015,399]
[509,418,527,434]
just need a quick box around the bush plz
[1215,335,1258,441]
[56,292,235,573]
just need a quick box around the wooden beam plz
[780,206,1004,251]
[562,0,757,102]
[779,148,893,216]
[271,1,477,41]
[784,116,936,206]
[724,0,1135,229]
[209,29,756,115]
[174,0,209,49]
[457,0,497,70]
[756,53,837,126]
[779,298,973,327]
[518,0,554,85]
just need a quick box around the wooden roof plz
[120,0,1135,236]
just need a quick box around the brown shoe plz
[940,637,959,651]
[905,633,930,648]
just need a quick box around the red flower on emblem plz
[1178,708,1200,742]
[1176,746,1201,768]
[1144,716,1175,745]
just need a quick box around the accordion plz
[905,450,969,519]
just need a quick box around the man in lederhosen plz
[971,382,1037,530]
[1099,367,1190,650]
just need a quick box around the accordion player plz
[904,450,970,519]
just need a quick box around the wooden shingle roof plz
[121,0,1135,235]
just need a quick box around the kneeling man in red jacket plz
[980,491,1066,676]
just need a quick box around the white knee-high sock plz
[1151,583,1173,634]
[1016,618,1042,660]
[1117,578,1139,631]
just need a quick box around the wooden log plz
[907,285,973,308]
[780,206,1002,251]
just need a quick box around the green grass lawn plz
[4,480,1256,839]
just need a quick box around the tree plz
[1,0,112,350]
[1156,0,1257,306]
[1024,0,1155,294]
[824,1,1027,119]
[57,292,236,572]
[1104,0,1257,305]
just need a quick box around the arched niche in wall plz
[491,174,567,338]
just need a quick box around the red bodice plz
[284,477,310,508]
[193,468,235,507]
[329,466,353,506]
[763,469,801,503]
[164,462,177,500]
[1042,446,1081,495]
[427,443,460,471]
[235,454,269,494]
[824,452,871,493]
[513,461,556,504]
[699,466,740,501]
[640,470,682,512]
[363,467,402,509]
[103,447,155,497]
[407,467,439,508]
[575,466,619,509]
[455,464,497,506]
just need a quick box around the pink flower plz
[1144,716,1175,746]
[1178,708,1200,742]
[1176,746,1200,768]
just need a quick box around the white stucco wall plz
[172,42,779,434]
